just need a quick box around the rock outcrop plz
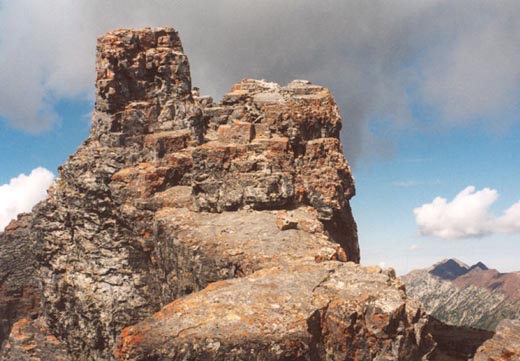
[0,214,40,346]
[403,259,520,331]
[1,317,69,361]
[473,319,520,361]
[0,27,480,360]
[31,27,360,359]
[116,264,435,360]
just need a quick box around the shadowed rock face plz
[0,214,40,346]
[429,259,470,281]
[0,27,451,360]
[425,318,494,361]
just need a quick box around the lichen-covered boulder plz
[115,263,434,361]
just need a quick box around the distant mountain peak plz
[469,261,489,272]
[432,258,470,269]
[429,258,470,280]
[404,259,520,333]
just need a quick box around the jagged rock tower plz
[0,28,438,360]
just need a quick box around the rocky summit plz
[0,27,496,360]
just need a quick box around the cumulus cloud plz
[497,200,520,233]
[1,1,520,159]
[414,186,520,240]
[0,167,55,231]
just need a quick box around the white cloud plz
[497,200,520,234]
[0,167,54,231]
[1,1,520,159]
[414,186,520,240]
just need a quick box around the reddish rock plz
[0,318,68,360]
[11,27,360,359]
[217,121,255,144]
[452,268,520,301]
[115,263,435,361]
[276,210,298,230]
[143,129,191,159]
[473,319,520,361]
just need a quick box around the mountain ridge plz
[429,258,471,280]
[403,258,520,331]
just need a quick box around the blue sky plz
[1,1,519,274]
[353,121,520,273]
[0,99,91,184]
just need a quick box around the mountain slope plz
[403,259,520,331]
[474,319,520,360]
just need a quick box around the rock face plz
[32,28,203,359]
[0,214,40,346]
[0,27,467,360]
[1,317,69,361]
[116,263,434,361]
[0,27,360,360]
[403,259,520,331]
[473,319,520,361]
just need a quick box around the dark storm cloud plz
[1,0,520,161]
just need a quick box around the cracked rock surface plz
[115,262,434,361]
